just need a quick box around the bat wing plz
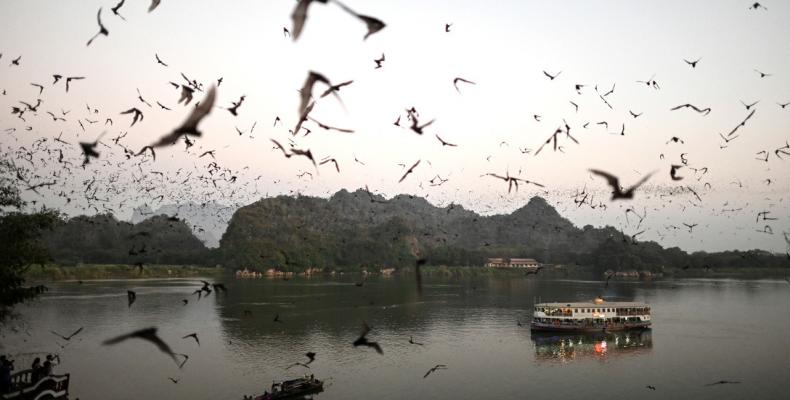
[270,139,289,157]
[370,342,383,354]
[97,8,104,29]
[148,86,216,148]
[299,72,329,115]
[103,327,155,345]
[148,0,161,13]
[588,169,620,190]
[69,327,84,338]
[628,171,656,191]
[358,15,386,40]
[177,86,215,134]
[291,0,312,40]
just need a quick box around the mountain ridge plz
[219,190,789,272]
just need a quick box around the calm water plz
[3,275,790,399]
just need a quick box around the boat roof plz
[535,301,649,308]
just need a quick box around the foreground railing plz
[1,371,70,400]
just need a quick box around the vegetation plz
[219,190,790,274]
[41,214,217,266]
[0,161,61,322]
[220,194,417,271]
[24,264,223,281]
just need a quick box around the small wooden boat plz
[250,375,324,400]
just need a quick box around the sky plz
[1,0,789,253]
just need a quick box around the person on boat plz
[48,354,60,364]
[42,354,58,377]
[31,357,42,382]
[0,355,14,394]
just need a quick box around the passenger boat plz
[250,375,324,400]
[530,297,651,332]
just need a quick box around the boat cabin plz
[531,299,651,332]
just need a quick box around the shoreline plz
[24,264,224,282]
[24,264,790,282]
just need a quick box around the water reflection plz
[531,330,652,362]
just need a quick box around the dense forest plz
[39,190,789,273]
[42,214,215,266]
[219,190,789,273]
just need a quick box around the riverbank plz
[664,267,790,279]
[400,265,527,278]
[25,263,788,282]
[403,264,790,280]
[24,264,224,281]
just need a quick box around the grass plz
[24,264,224,282]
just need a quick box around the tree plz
[0,160,61,322]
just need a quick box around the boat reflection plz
[531,330,652,362]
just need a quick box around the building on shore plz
[484,258,508,268]
[509,258,539,268]
[485,257,539,268]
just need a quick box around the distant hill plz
[131,202,234,248]
[219,189,789,272]
[43,214,214,266]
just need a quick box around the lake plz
[3,275,790,399]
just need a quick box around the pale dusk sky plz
[1,0,789,253]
